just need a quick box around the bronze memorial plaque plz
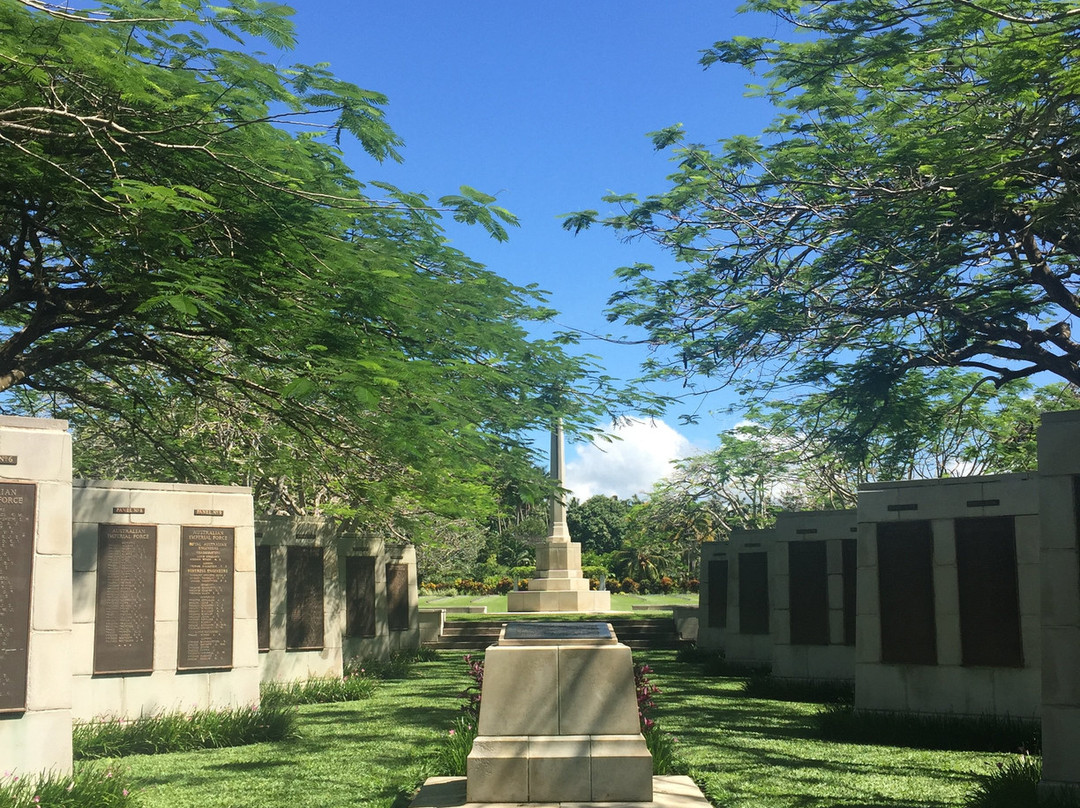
[788,541,829,646]
[255,545,271,652]
[738,551,770,635]
[0,482,36,713]
[177,526,234,670]
[286,546,324,650]
[504,622,613,641]
[386,563,410,632]
[345,556,376,638]
[955,516,1023,667]
[94,524,157,675]
[877,520,937,665]
[707,559,728,629]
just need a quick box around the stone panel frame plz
[770,510,858,683]
[0,416,73,780]
[71,479,259,722]
[855,473,1041,719]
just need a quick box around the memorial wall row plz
[252,547,413,653]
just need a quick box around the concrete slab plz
[413,776,710,808]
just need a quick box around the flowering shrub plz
[435,654,485,776]
[633,662,687,776]
[459,654,484,720]
[621,577,640,594]
[0,766,137,808]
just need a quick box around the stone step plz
[426,617,689,652]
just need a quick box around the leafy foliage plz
[72,703,298,758]
[0,0,651,528]
[568,0,1080,445]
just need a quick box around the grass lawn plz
[108,650,1006,808]
[418,591,698,613]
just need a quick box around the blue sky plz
[287,2,787,495]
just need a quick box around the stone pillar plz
[0,416,73,779]
[507,422,610,613]
[1037,411,1080,800]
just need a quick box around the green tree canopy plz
[0,0,647,527]
[566,0,1080,442]
[566,494,633,556]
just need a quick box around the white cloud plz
[564,419,696,501]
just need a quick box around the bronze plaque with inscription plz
[345,555,376,638]
[707,559,728,629]
[286,546,324,650]
[877,521,937,665]
[94,524,157,675]
[256,545,271,652]
[788,541,829,645]
[0,482,36,713]
[956,516,1023,667]
[386,563,410,632]
[178,526,234,670]
[738,551,770,635]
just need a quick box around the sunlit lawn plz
[108,650,1006,808]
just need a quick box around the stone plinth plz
[466,622,651,803]
[414,775,710,808]
[1037,412,1080,800]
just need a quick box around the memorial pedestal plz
[465,623,651,803]
[507,540,611,613]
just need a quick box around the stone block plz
[25,630,72,711]
[1042,706,1080,788]
[31,553,72,632]
[991,667,1040,718]
[233,618,261,669]
[854,663,907,712]
[1042,626,1080,704]
[156,569,180,622]
[529,736,591,802]
[234,528,256,572]
[72,524,98,572]
[0,709,72,778]
[0,419,70,482]
[855,612,881,664]
[234,569,257,620]
[558,646,639,736]
[935,614,962,667]
[124,671,208,718]
[153,619,178,670]
[70,621,96,676]
[1037,478,1077,550]
[207,667,260,710]
[1037,411,1080,474]
[477,646,559,736]
[157,526,181,572]
[35,480,72,556]
[1042,551,1080,625]
[591,734,654,802]
[466,736,530,803]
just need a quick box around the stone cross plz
[548,420,571,542]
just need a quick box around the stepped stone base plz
[412,775,710,808]
[507,589,611,613]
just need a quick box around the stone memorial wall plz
[71,480,259,720]
[771,510,858,683]
[696,543,728,652]
[855,473,1040,718]
[723,527,776,670]
[0,416,73,779]
[255,517,418,683]
[1036,412,1080,799]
